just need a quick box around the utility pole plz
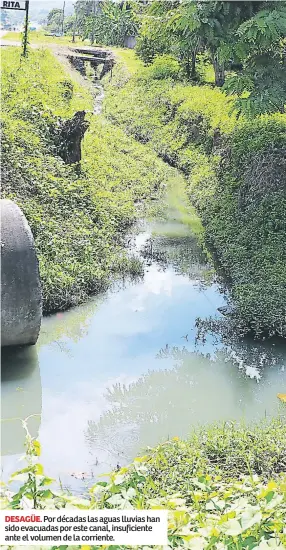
[90,0,96,44]
[61,0,65,36]
[72,2,76,43]
[23,0,29,56]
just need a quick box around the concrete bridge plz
[67,47,115,79]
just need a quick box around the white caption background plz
[0,510,168,546]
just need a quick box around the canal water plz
[1,180,286,494]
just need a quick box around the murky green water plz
[2,198,286,492]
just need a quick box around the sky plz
[1,1,74,26]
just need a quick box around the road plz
[0,29,20,46]
[0,30,25,47]
[0,31,41,48]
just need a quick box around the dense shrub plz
[145,55,181,80]
[135,15,172,65]
[84,1,138,47]
[103,50,286,338]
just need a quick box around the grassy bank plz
[1,48,183,313]
[103,51,286,339]
[2,419,286,549]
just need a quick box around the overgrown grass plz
[1,419,286,549]
[144,419,286,487]
[112,46,144,75]
[104,51,286,338]
[1,48,181,313]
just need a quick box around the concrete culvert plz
[1,200,42,347]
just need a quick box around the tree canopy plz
[53,0,286,117]
[73,0,139,45]
[136,0,286,116]
[46,8,64,34]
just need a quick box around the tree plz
[136,1,268,86]
[82,0,139,46]
[224,4,286,116]
[46,8,63,34]
[64,15,76,35]
[135,8,173,65]
[165,2,202,80]
[167,1,263,87]
[136,1,200,77]
[74,0,95,39]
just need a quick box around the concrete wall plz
[1,199,42,347]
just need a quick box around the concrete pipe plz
[1,199,42,347]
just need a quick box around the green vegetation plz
[1,47,180,313]
[135,1,286,116]
[3,22,285,335]
[101,49,286,338]
[79,0,139,46]
[2,5,286,550]
[51,0,286,118]
[75,0,139,45]
[13,0,285,117]
[45,7,64,34]
[41,0,139,47]
[1,419,286,549]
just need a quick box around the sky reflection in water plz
[2,222,286,492]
